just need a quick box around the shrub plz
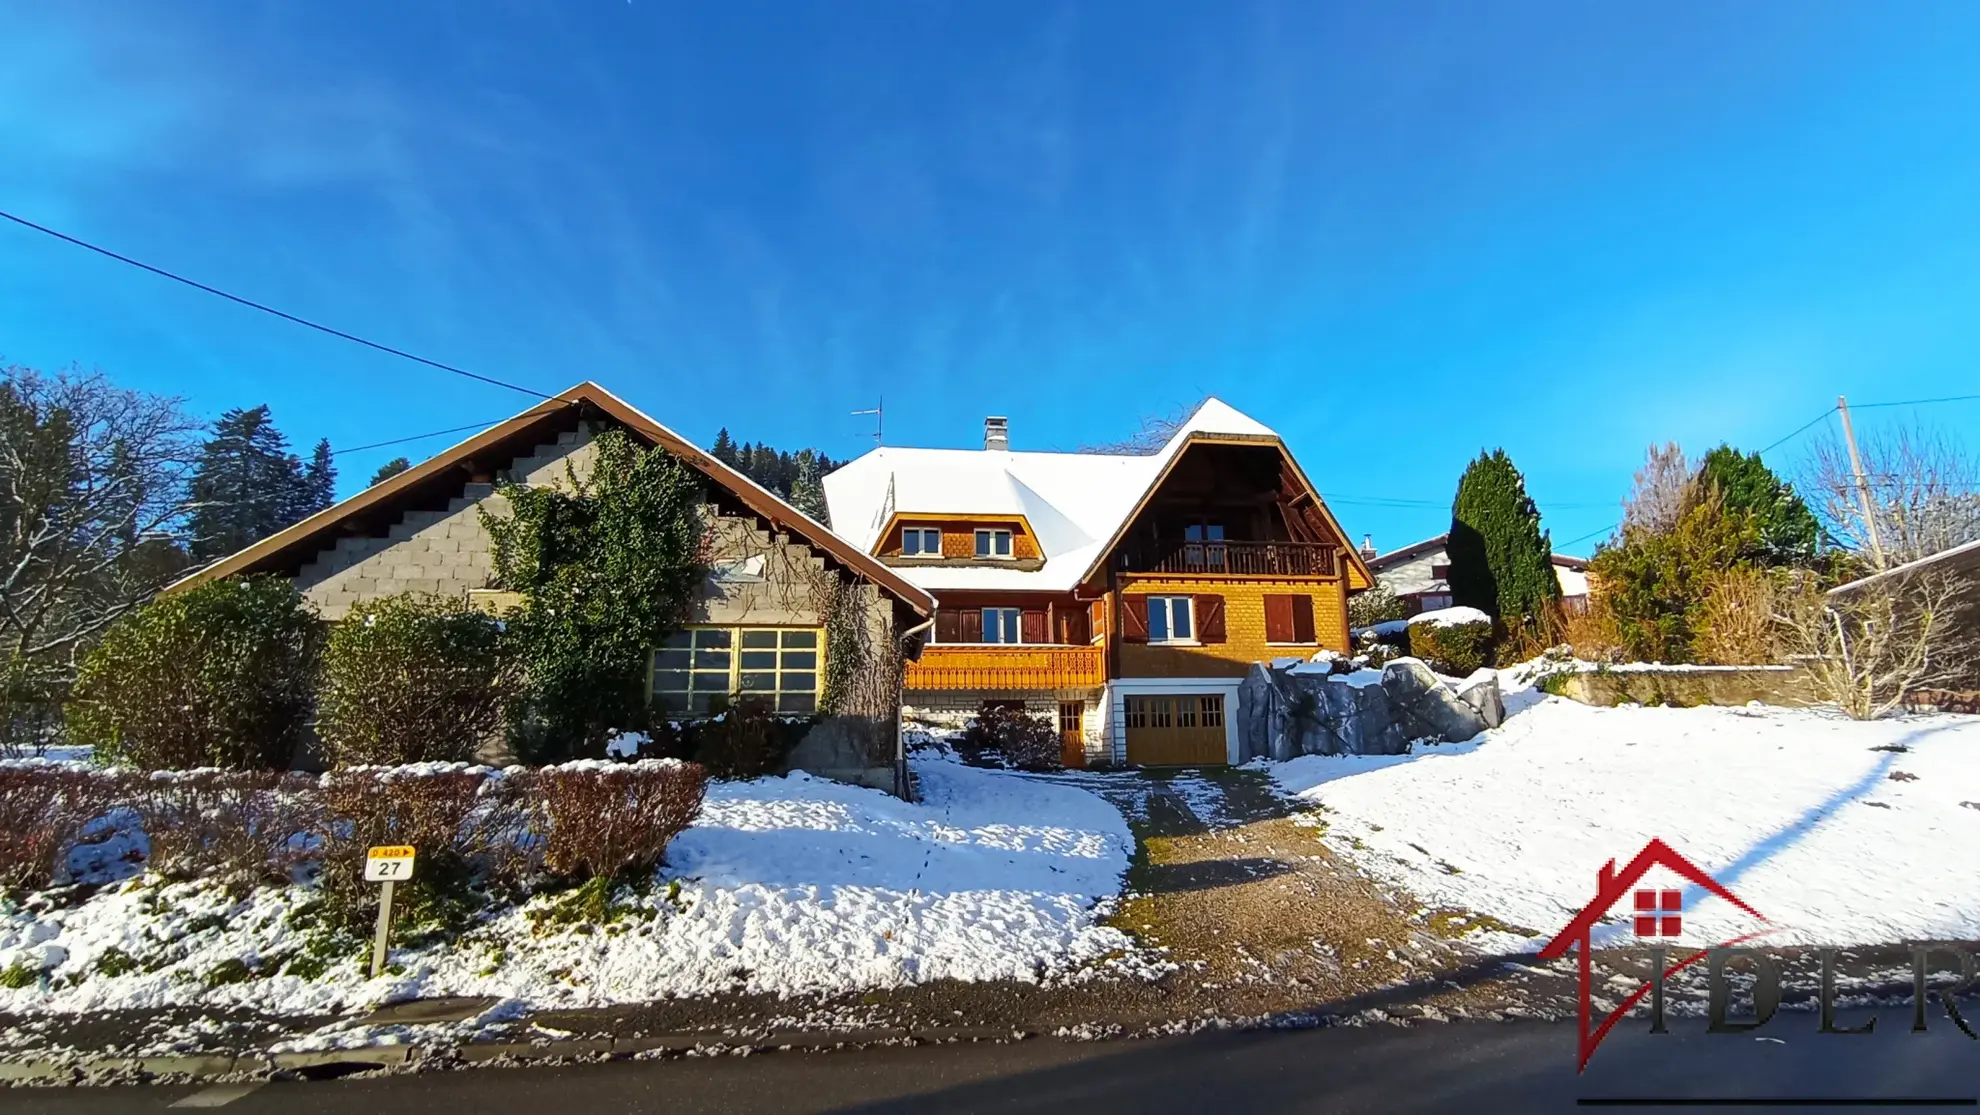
[0,766,122,890]
[1405,615,1495,675]
[68,578,322,770]
[317,594,507,768]
[689,701,795,780]
[1587,488,1759,663]
[135,770,320,883]
[1347,583,1410,630]
[315,766,497,935]
[482,428,709,763]
[962,703,1061,772]
[532,760,708,881]
[1693,568,1781,666]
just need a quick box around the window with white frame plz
[1147,596,1193,643]
[974,529,1013,559]
[982,607,1022,644]
[651,627,820,715]
[900,527,942,557]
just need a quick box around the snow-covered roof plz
[822,398,1297,593]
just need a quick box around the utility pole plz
[1837,395,1885,568]
[852,396,883,447]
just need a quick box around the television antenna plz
[851,396,883,446]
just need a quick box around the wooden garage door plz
[1124,694,1227,766]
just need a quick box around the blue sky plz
[3,1,1977,553]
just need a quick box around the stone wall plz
[1554,665,1820,708]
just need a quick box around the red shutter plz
[1291,595,1316,644]
[1063,605,1091,645]
[1263,594,1295,643]
[1020,608,1048,644]
[1194,594,1227,643]
[1121,596,1149,643]
[935,610,960,643]
[958,608,983,643]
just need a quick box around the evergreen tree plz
[789,451,829,524]
[368,457,413,487]
[293,438,336,522]
[710,428,737,466]
[1697,444,1819,565]
[188,405,306,561]
[1447,448,1561,625]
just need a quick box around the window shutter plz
[958,608,983,643]
[1291,595,1316,644]
[1020,608,1048,644]
[1263,594,1295,643]
[1194,594,1227,643]
[1122,595,1149,643]
[935,610,960,643]
[1064,605,1091,645]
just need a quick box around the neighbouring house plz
[822,401,1375,768]
[170,381,936,788]
[1359,533,1589,615]
[1825,536,1980,705]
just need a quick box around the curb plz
[0,1026,1035,1084]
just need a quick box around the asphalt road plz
[18,1008,1980,1114]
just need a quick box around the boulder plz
[1237,662,1410,760]
[1380,657,1489,742]
[1456,668,1505,729]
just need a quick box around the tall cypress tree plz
[1697,444,1818,565]
[1447,448,1560,625]
[189,405,307,560]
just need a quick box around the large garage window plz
[653,627,820,715]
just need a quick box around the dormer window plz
[975,529,1014,559]
[1431,562,1450,580]
[901,527,942,557]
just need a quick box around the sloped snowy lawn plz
[0,758,1136,1017]
[1269,696,1980,952]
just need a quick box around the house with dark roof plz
[1360,533,1589,614]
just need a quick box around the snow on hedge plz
[1270,694,1980,952]
[0,759,1136,1015]
[1407,605,1491,629]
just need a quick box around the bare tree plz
[1078,398,1206,455]
[1620,442,1691,536]
[1774,565,1978,719]
[1802,419,1980,570]
[0,366,201,746]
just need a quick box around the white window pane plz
[1172,597,1193,640]
[1148,599,1169,642]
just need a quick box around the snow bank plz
[1271,698,1980,951]
[1407,605,1491,629]
[0,759,1136,1015]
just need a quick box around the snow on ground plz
[0,758,1138,1018]
[1270,694,1980,953]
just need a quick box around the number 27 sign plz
[364,845,417,882]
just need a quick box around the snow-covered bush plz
[136,769,320,883]
[314,765,499,934]
[687,699,794,779]
[962,703,1061,772]
[317,593,508,768]
[529,760,708,880]
[0,765,122,890]
[1405,608,1496,675]
[68,577,322,770]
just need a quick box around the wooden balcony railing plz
[904,644,1105,692]
[1123,539,1337,578]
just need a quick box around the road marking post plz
[364,845,417,979]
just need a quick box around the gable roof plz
[168,382,935,617]
[1369,533,1588,573]
[821,398,1374,593]
[1827,537,1980,599]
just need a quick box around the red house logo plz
[1537,838,1775,1071]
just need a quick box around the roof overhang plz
[167,382,936,618]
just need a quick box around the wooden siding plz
[879,517,1040,561]
[905,644,1106,691]
[1114,576,1348,679]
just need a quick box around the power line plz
[331,419,515,457]
[1853,392,1980,409]
[1556,521,1619,550]
[1755,406,1836,457]
[0,208,558,401]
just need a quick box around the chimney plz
[984,416,1009,451]
[1359,534,1378,560]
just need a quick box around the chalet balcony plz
[904,644,1105,692]
[1122,539,1337,578]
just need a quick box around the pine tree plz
[789,451,829,524]
[189,406,308,561]
[293,438,336,522]
[1447,448,1561,626]
[368,457,412,487]
[710,428,737,466]
[1697,444,1819,565]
